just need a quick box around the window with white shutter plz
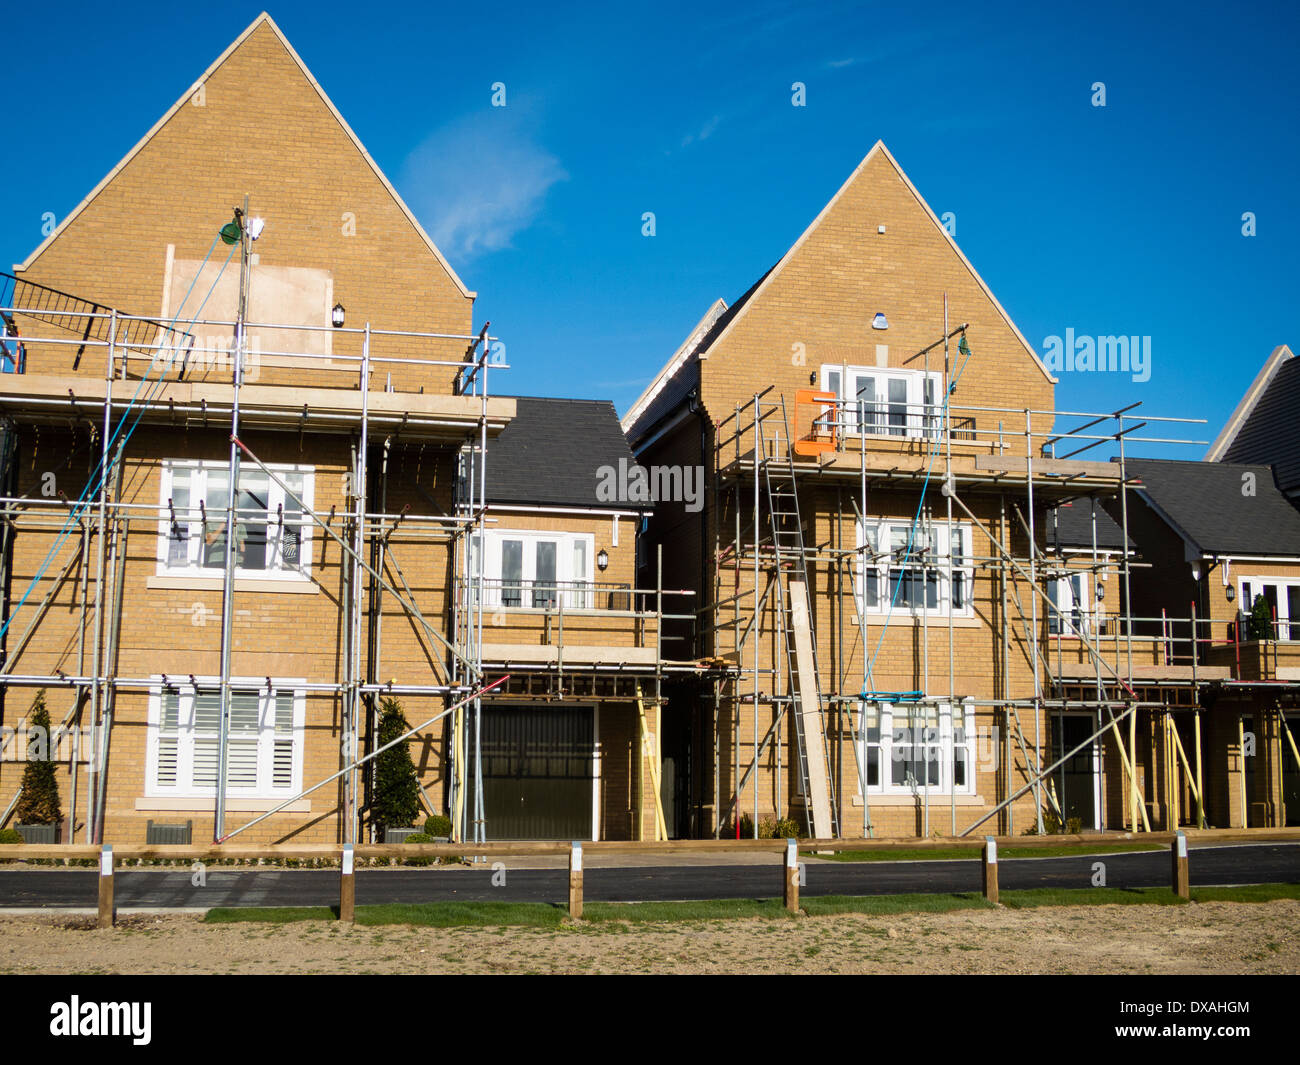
[147,679,305,799]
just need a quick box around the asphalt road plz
[1,843,1297,909]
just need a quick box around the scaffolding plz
[702,305,1245,840]
[0,208,518,847]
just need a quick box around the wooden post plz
[783,838,800,913]
[1130,704,1140,832]
[97,844,114,928]
[981,836,999,904]
[1171,830,1189,899]
[568,840,583,919]
[339,843,355,924]
[1194,708,1205,829]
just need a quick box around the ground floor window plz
[146,678,305,799]
[851,699,974,795]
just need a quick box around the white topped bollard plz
[1172,830,1189,900]
[982,836,999,904]
[783,838,800,913]
[340,843,356,923]
[98,844,114,928]
[569,841,583,919]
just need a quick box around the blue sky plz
[3,1,1297,457]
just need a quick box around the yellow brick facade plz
[0,15,664,847]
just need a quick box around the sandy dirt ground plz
[1,900,1297,974]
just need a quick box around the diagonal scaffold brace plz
[216,675,508,844]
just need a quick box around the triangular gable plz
[15,12,474,299]
[1205,344,1294,460]
[692,140,1055,384]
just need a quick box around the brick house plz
[623,140,1142,839]
[1090,459,1300,829]
[0,13,671,846]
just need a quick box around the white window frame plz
[1047,570,1102,637]
[1239,576,1300,641]
[852,700,976,796]
[820,364,943,440]
[470,528,596,610]
[145,677,306,799]
[856,518,974,619]
[157,459,315,581]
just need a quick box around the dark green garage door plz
[470,706,594,840]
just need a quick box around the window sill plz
[147,575,318,594]
[480,607,636,617]
[852,613,981,628]
[136,797,311,812]
[850,794,985,807]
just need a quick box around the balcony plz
[458,578,675,670]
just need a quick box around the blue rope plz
[1,234,233,642]
[859,335,976,698]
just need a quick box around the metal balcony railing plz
[461,578,639,613]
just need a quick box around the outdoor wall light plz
[1191,561,1202,582]
[1096,584,1105,601]
[871,312,889,330]
[332,303,346,328]
[1226,585,1236,603]
[596,549,609,571]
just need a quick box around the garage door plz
[469,706,594,840]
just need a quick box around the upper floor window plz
[158,460,314,580]
[821,365,943,440]
[1239,578,1300,641]
[857,519,973,618]
[1048,571,1103,636]
[469,529,595,610]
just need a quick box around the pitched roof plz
[621,266,782,445]
[621,298,727,444]
[622,141,1056,444]
[1205,345,1300,497]
[485,396,639,510]
[1047,500,1132,552]
[15,13,474,299]
[1121,457,1300,557]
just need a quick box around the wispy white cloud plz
[824,57,860,69]
[398,111,567,261]
[680,113,724,149]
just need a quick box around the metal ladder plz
[758,395,839,838]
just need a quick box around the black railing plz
[461,578,639,613]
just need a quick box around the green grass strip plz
[1190,883,1300,904]
[582,898,792,922]
[1000,887,1188,908]
[201,882,1300,927]
[800,892,990,916]
[818,843,1161,862]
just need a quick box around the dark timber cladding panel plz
[472,706,594,840]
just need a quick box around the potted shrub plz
[1246,594,1276,641]
[14,691,62,844]
[423,813,453,841]
[372,697,420,842]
